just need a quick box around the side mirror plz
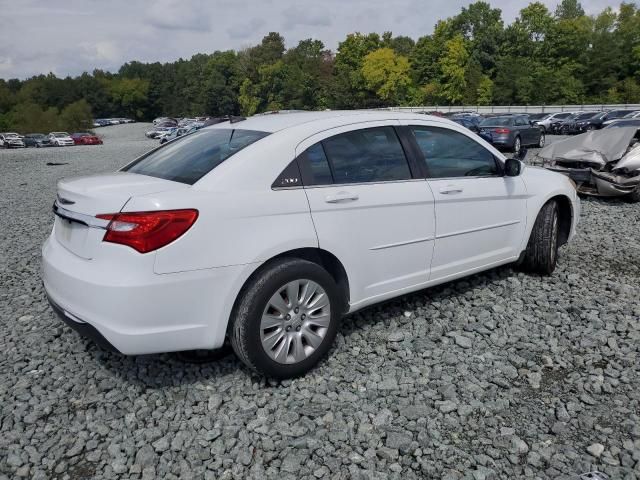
[504,158,522,177]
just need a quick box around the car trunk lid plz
[54,172,188,259]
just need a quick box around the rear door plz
[297,122,436,305]
[402,121,528,281]
[514,116,532,144]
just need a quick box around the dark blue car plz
[478,115,545,154]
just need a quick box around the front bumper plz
[547,166,640,197]
[42,233,251,354]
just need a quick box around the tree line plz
[1,0,639,132]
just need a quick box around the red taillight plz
[494,128,511,134]
[96,209,198,253]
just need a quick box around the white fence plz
[381,104,640,114]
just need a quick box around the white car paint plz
[42,111,580,355]
[49,132,75,147]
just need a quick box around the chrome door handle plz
[325,191,359,203]
[439,186,463,194]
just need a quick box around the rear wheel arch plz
[228,248,351,333]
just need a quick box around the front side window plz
[123,128,269,185]
[410,126,500,179]
[320,126,411,184]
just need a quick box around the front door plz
[404,122,528,282]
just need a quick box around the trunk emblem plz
[57,195,75,205]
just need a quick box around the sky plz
[0,0,623,80]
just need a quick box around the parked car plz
[153,117,178,126]
[159,126,198,144]
[48,132,75,147]
[451,117,480,133]
[145,126,175,139]
[549,112,586,134]
[601,110,640,127]
[42,111,579,378]
[0,132,26,148]
[536,112,576,133]
[478,114,545,153]
[558,111,608,134]
[23,133,51,147]
[71,132,103,145]
[157,128,181,143]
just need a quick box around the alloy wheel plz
[260,279,331,364]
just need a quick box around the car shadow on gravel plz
[88,262,526,387]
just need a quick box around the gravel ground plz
[1,124,639,480]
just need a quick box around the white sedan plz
[42,111,580,378]
[48,132,75,146]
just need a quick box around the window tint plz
[123,129,269,185]
[321,127,411,184]
[515,116,528,126]
[305,143,333,185]
[411,126,500,179]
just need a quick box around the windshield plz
[607,111,633,120]
[53,132,69,137]
[123,128,270,185]
[576,112,598,120]
[480,116,512,126]
[528,113,548,120]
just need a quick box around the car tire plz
[625,185,640,203]
[586,125,596,131]
[229,258,342,379]
[513,136,521,155]
[538,132,546,148]
[520,200,559,275]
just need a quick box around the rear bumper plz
[47,295,119,352]
[42,233,253,354]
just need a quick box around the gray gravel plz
[1,124,639,480]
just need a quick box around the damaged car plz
[537,126,640,202]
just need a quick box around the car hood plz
[536,127,638,166]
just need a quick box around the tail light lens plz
[96,209,198,253]
[494,128,511,134]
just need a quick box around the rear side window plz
[123,129,269,185]
[411,126,500,179]
[321,126,411,184]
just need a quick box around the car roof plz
[206,110,455,134]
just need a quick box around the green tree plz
[238,79,260,116]
[361,48,412,104]
[107,77,149,119]
[59,99,93,131]
[439,35,469,104]
[555,0,585,20]
[476,76,494,105]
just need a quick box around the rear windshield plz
[122,128,269,185]
[480,116,513,126]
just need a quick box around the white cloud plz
[0,0,624,79]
